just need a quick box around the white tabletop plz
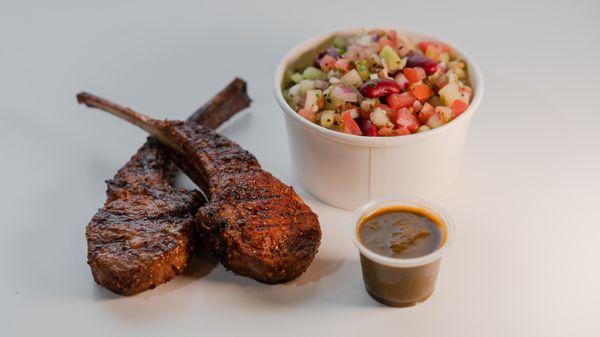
[2,1,599,336]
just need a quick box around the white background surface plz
[2,1,599,336]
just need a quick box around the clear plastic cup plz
[351,196,455,307]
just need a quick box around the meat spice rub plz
[84,79,251,296]
[78,92,322,286]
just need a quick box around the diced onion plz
[304,89,322,111]
[360,98,378,112]
[332,86,357,102]
[436,106,453,122]
[417,125,431,133]
[314,80,329,90]
[370,107,391,127]
[394,73,409,89]
[357,35,372,46]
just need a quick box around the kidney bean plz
[406,52,438,75]
[359,118,378,137]
[359,79,401,98]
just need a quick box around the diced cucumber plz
[291,72,303,83]
[302,66,325,80]
[341,69,363,87]
[299,79,315,93]
[448,61,467,79]
[356,60,370,81]
[438,82,468,106]
[332,36,347,49]
[417,125,431,133]
[320,110,335,128]
[379,45,402,72]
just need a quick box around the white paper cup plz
[274,28,484,210]
[351,196,455,307]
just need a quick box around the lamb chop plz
[84,79,251,295]
[78,92,321,284]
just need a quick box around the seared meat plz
[87,141,201,296]
[169,124,321,283]
[84,79,251,295]
[78,93,322,284]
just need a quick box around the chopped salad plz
[283,30,473,137]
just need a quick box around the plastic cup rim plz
[350,195,455,268]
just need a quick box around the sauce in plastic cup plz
[351,196,455,307]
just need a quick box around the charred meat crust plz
[85,79,251,296]
[81,81,320,290]
[164,122,322,283]
[86,141,201,295]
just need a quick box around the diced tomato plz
[417,103,435,124]
[376,30,400,52]
[298,108,315,122]
[387,92,416,110]
[412,83,434,101]
[360,119,378,137]
[359,108,370,120]
[376,36,397,53]
[342,110,362,135]
[418,41,451,53]
[386,30,398,45]
[395,126,411,136]
[319,54,337,72]
[403,67,426,84]
[450,99,469,117]
[396,107,421,133]
[425,44,443,62]
[317,97,325,110]
[335,58,350,71]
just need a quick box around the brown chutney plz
[357,206,447,307]
[358,206,446,258]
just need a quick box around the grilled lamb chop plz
[84,79,251,295]
[78,93,322,284]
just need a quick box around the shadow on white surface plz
[292,258,344,286]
